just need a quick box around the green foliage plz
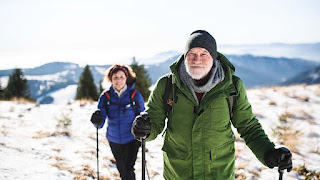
[130,57,151,101]
[2,68,32,100]
[75,65,99,101]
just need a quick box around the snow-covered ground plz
[1,84,320,180]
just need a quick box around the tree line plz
[0,58,151,102]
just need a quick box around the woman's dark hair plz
[105,64,136,85]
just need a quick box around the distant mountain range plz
[282,65,320,85]
[1,51,320,104]
[219,43,320,62]
[145,53,320,87]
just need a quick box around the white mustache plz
[189,64,206,68]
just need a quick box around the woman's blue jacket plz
[97,84,145,144]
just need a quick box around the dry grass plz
[52,148,61,153]
[103,156,116,164]
[1,125,8,136]
[272,111,302,153]
[50,155,66,161]
[32,130,72,139]
[298,96,310,102]
[81,155,94,160]
[7,97,37,104]
[235,161,262,180]
[235,173,246,180]
[52,163,73,173]
[52,161,114,180]
[235,161,248,180]
[73,164,96,179]
[269,101,277,106]
[297,110,313,121]
[314,89,320,96]
[75,99,95,107]
[295,164,320,180]
[56,113,72,129]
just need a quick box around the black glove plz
[90,110,104,126]
[131,112,151,139]
[265,147,292,172]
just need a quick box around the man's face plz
[185,47,213,80]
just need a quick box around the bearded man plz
[132,30,292,179]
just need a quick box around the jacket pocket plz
[210,139,235,162]
[162,140,188,160]
[210,97,230,129]
[162,140,190,179]
[209,139,235,179]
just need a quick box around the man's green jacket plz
[145,53,275,180]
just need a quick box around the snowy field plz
[0,84,320,180]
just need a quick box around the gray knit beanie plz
[184,30,217,60]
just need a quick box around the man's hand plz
[265,147,292,172]
[90,110,104,126]
[131,112,151,139]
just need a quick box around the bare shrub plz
[32,131,53,139]
[296,109,313,121]
[269,101,277,106]
[272,111,301,152]
[235,161,248,180]
[10,97,37,104]
[1,125,8,136]
[54,113,72,137]
[103,156,116,164]
[50,155,65,161]
[56,113,72,129]
[295,164,320,180]
[32,130,71,138]
[52,163,73,173]
[298,96,310,102]
[76,99,95,107]
[235,173,246,180]
[52,148,61,153]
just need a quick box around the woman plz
[91,64,145,180]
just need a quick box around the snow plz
[310,72,319,80]
[0,76,9,89]
[36,85,77,105]
[1,84,320,180]
[25,71,70,82]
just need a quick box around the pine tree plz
[130,57,151,101]
[75,65,99,101]
[2,68,32,100]
[99,80,104,95]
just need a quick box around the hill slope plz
[1,84,320,179]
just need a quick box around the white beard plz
[185,60,213,80]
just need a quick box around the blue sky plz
[0,0,319,70]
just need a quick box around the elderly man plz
[132,30,292,179]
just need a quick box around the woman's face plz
[111,70,127,91]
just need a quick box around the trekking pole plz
[278,147,291,180]
[141,137,146,180]
[96,126,100,180]
[146,159,150,180]
[278,168,283,180]
[139,112,150,180]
